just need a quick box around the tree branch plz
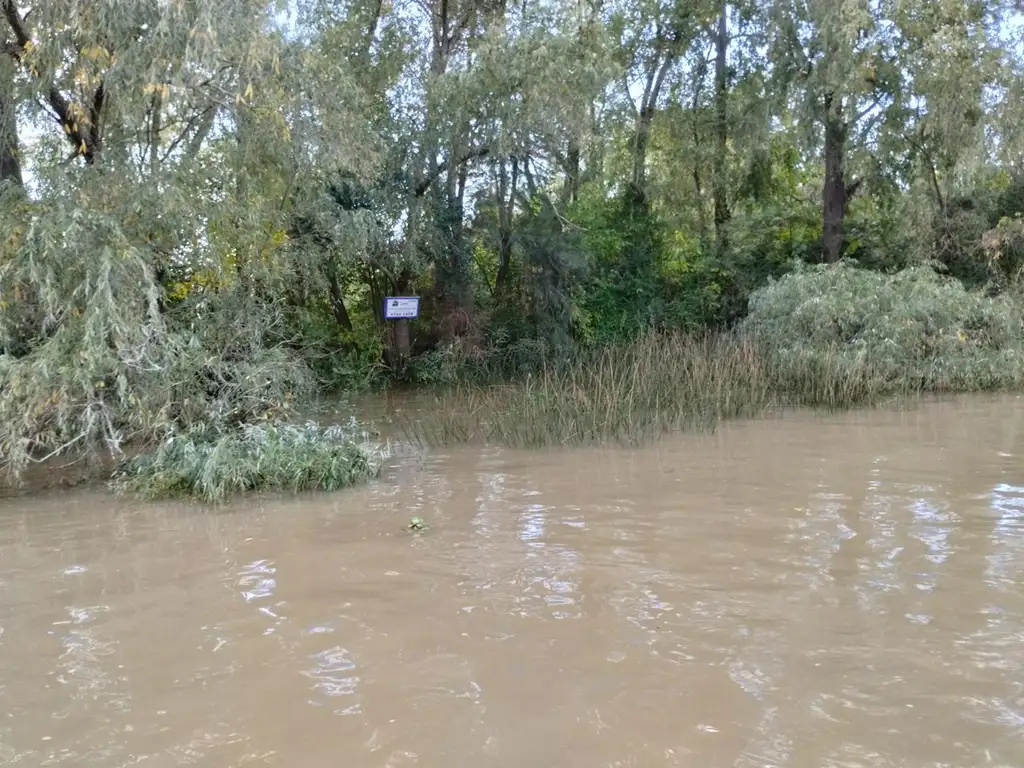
[0,1,29,51]
[3,0,104,163]
[413,145,490,197]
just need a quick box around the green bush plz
[572,189,665,343]
[0,178,319,479]
[112,420,386,503]
[743,262,1024,391]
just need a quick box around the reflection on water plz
[1,395,1024,766]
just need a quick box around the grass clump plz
[112,420,387,503]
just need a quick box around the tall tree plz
[610,0,700,203]
[712,0,729,249]
[768,0,898,262]
[885,0,1007,216]
[0,0,374,474]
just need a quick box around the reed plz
[397,333,899,449]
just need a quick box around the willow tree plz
[0,0,371,476]
[756,1,904,264]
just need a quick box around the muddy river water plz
[2,396,1024,766]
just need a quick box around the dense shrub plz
[112,420,386,503]
[744,262,1024,391]
[0,176,316,480]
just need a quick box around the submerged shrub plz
[743,262,1024,392]
[112,420,387,503]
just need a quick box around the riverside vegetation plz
[1,1,1024,501]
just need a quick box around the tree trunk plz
[822,95,848,264]
[392,319,411,367]
[326,266,354,333]
[690,58,708,250]
[3,0,103,165]
[712,0,730,253]
[387,269,413,371]
[562,139,580,205]
[0,53,21,186]
[495,156,517,291]
[692,165,707,251]
[0,96,20,187]
[631,106,654,200]
[631,45,676,204]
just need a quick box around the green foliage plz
[1,0,1023,491]
[0,173,316,477]
[717,196,822,322]
[573,190,665,342]
[744,263,1024,391]
[658,231,730,330]
[112,420,386,503]
[934,174,1024,287]
[287,300,388,392]
[507,204,590,349]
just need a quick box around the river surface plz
[2,396,1024,767]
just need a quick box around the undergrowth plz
[112,420,387,503]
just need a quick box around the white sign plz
[384,296,420,319]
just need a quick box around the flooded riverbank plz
[2,395,1024,766]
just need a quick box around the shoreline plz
[4,390,1015,502]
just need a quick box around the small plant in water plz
[112,419,387,503]
[405,516,427,532]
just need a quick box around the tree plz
[0,0,372,475]
[712,0,729,250]
[767,0,899,262]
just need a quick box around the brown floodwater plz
[2,396,1024,767]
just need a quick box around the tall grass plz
[112,420,387,503]
[398,333,892,449]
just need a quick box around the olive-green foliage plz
[931,175,1024,287]
[716,197,822,322]
[0,178,314,478]
[287,301,389,392]
[744,262,1024,391]
[112,420,386,503]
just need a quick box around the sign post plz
[383,297,420,320]
[383,296,419,369]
